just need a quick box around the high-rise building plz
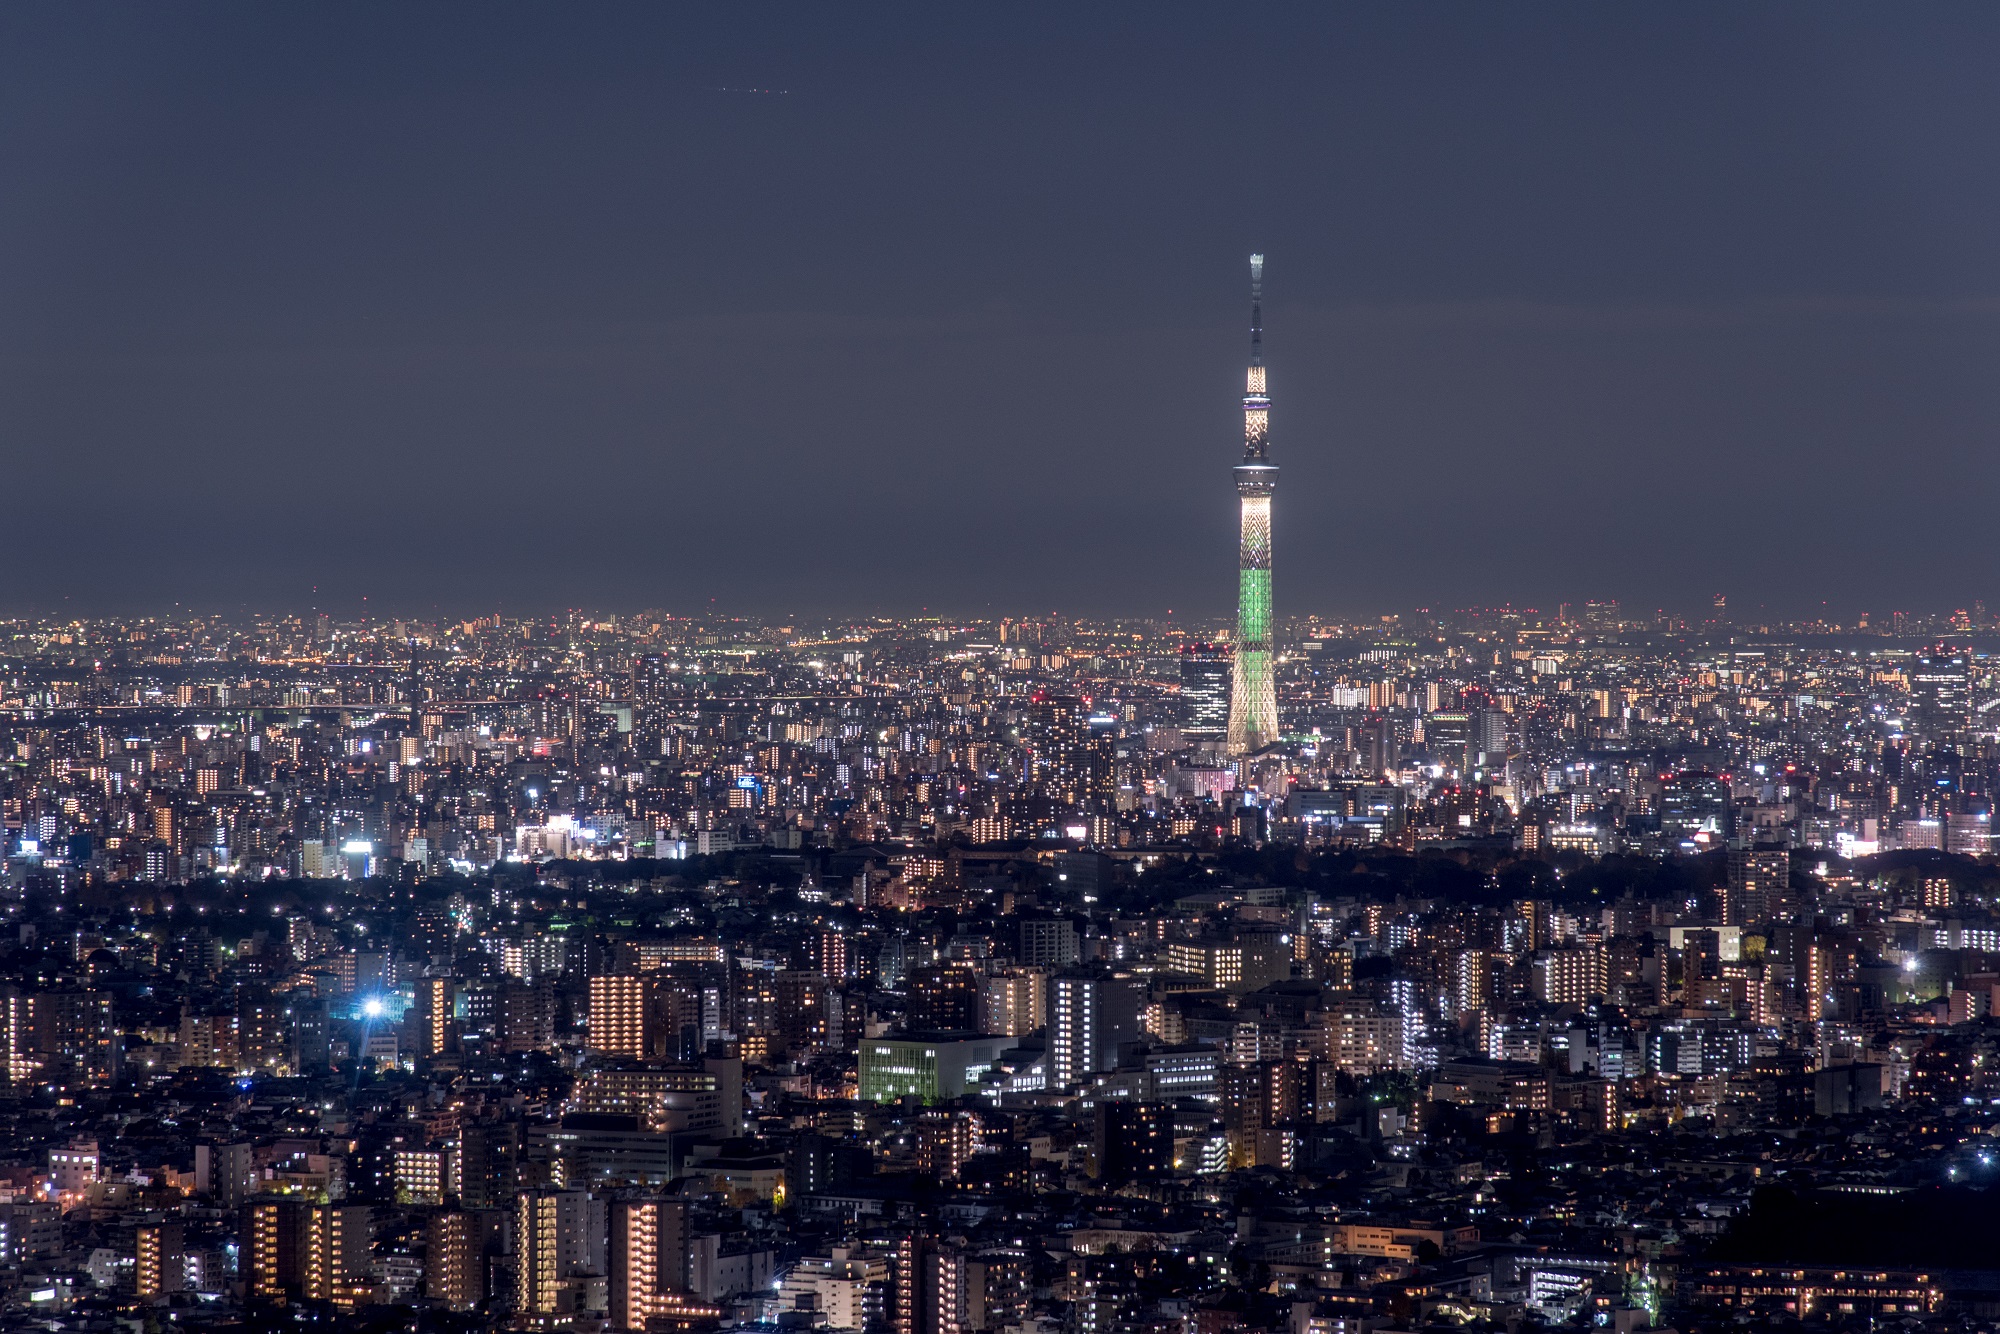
[1161,939,1290,993]
[732,959,783,1058]
[1425,712,1473,775]
[243,1200,370,1307]
[1226,254,1279,755]
[589,974,651,1058]
[1659,772,1732,845]
[654,974,716,1061]
[1093,1101,1172,1182]
[0,1200,59,1267]
[1018,919,1078,969]
[16,989,117,1088]
[978,968,1048,1038]
[426,1210,489,1310]
[393,1148,447,1205]
[302,1204,371,1307]
[515,1189,607,1316]
[1530,945,1610,1005]
[244,1199,293,1304]
[453,1123,520,1209]
[1220,1061,1307,1167]
[1083,712,1117,813]
[1912,648,1970,741]
[1178,643,1232,739]
[198,1140,256,1209]
[571,1060,743,1136]
[411,975,457,1057]
[289,992,332,1069]
[0,988,31,1088]
[813,929,851,982]
[1474,708,1510,767]
[896,1233,974,1334]
[1315,1000,1411,1074]
[1724,844,1790,926]
[913,1110,981,1179]
[135,1222,185,1298]
[1050,970,1143,1089]
[1452,948,1494,1018]
[236,986,288,1072]
[1027,694,1086,806]
[907,963,982,1032]
[515,1190,566,1317]
[175,1009,233,1069]
[499,980,556,1054]
[773,970,839,1055]
[610,1197,690,1329]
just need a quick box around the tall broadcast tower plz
[1226,254,1279,755]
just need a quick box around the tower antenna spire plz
[1249,252,1264,368]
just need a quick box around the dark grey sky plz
[5,4,2000,620]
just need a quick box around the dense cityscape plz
[9,6,2000,1329]
[1,599,1999,1333]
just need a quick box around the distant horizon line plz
[0,602,1991,631]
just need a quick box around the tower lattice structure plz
[1227,254,1279,755]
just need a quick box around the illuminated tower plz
[1227,254,1279,754]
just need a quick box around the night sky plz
[6,5,2000,620]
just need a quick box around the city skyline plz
[9,599,2000,636]
[9,11,2000,1331]
[0,503,1997,1332]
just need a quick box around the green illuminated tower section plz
[1227,254,1279,755]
